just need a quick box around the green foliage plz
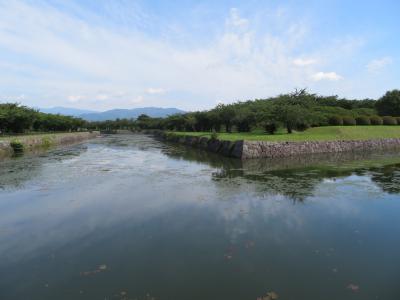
[382,116,397,125]
[376,90,400,116]
[10,140,24,153]
[370,116,383,125]
[210,132,219,140]
[355,116,371,125]
[41,136,53,148]
[328,116,343,126]
[0,103,86,134]
[342,116,356,126]
[264,122,278,135]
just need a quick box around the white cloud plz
[367,57,392,72]
[226,8,249,28]
[0,1,372,110]
[95,94,109,101]
[68,95,84,103]
[293,58,317,66]
[131,95,144,104]
[311,72,342,81]
[146,88,166,95]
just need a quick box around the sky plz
[0,0,399,111]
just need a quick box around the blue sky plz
[0,0,399,111]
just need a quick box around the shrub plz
[382,116,397,125]
[210,131,219,140]
[370,116,383,125]
[10,140,24,154]
[295,122,310,132]
[328,116,343,126]
[342,116,356,126]
[396,117,400,125]
[264,122,278,135]
[355,116,371,125]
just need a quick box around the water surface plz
[0,134,399,300]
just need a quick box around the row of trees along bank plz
[2,89,400,135]
[94,89,400,134]
[0,103,86,134]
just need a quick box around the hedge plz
[370,116,383,125]
[328,116,343,126]
[382,116,397,125]
[342,116,356,126]
[355,116,371,125]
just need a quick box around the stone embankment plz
[0,131,99,158]
[146,130,400,159]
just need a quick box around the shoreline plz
[147,130,400,159]
[0,131,100,158]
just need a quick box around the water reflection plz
[0,134,399,300]
[163,142,400,200]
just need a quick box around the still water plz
[0,134,399,300]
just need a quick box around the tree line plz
[93,89,400,134]
[2,89,400,135]
[0,103,86,134]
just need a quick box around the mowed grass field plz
[172,126,400,142]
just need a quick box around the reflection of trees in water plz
[0,145,87,189]
[368,164,400,194]
[164,144,400,201]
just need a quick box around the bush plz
[382,116,397,125]
[210,131,219,140]
[355,116,371,125]
[295,122,310,132]
[396,117,400,125]
[328,116,343,126]
[370,116,383,125]
[264,122,278,135]
[342,116,356,126]
[10,140,24,154]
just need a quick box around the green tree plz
[376,90,400,116]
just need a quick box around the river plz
[0,134,399,300]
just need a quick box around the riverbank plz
[147,128,400,159]
[0,131,99,158]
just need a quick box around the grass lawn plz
[172,126,400,142]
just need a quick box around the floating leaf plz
[347,283,360,292]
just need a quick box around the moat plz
[0,134,399,300]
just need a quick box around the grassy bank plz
[0,132,86,141]
[0,132,98,158]
[171,126,400,142]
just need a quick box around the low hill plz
[80,107,185,121]
[38,106,185,121]
[39,107,98,116]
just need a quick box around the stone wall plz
[147,130,400,159]
[0,131,99,158]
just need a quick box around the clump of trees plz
[0,103,86,134]
[5,89,400,136]
[126,89,400,135]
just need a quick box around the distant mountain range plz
[39,106,185,121]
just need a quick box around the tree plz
[215,104,236,132]
[376,90,400,116]
[273,104,312,134]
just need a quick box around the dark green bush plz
[342,116,356,126]
[355,116,371,125]
[328,116,343,126]
[370,116,383,125]
[295,122,310,132]
[10,140,24,154]
[382,116,397,125]
[264,122,278,135]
